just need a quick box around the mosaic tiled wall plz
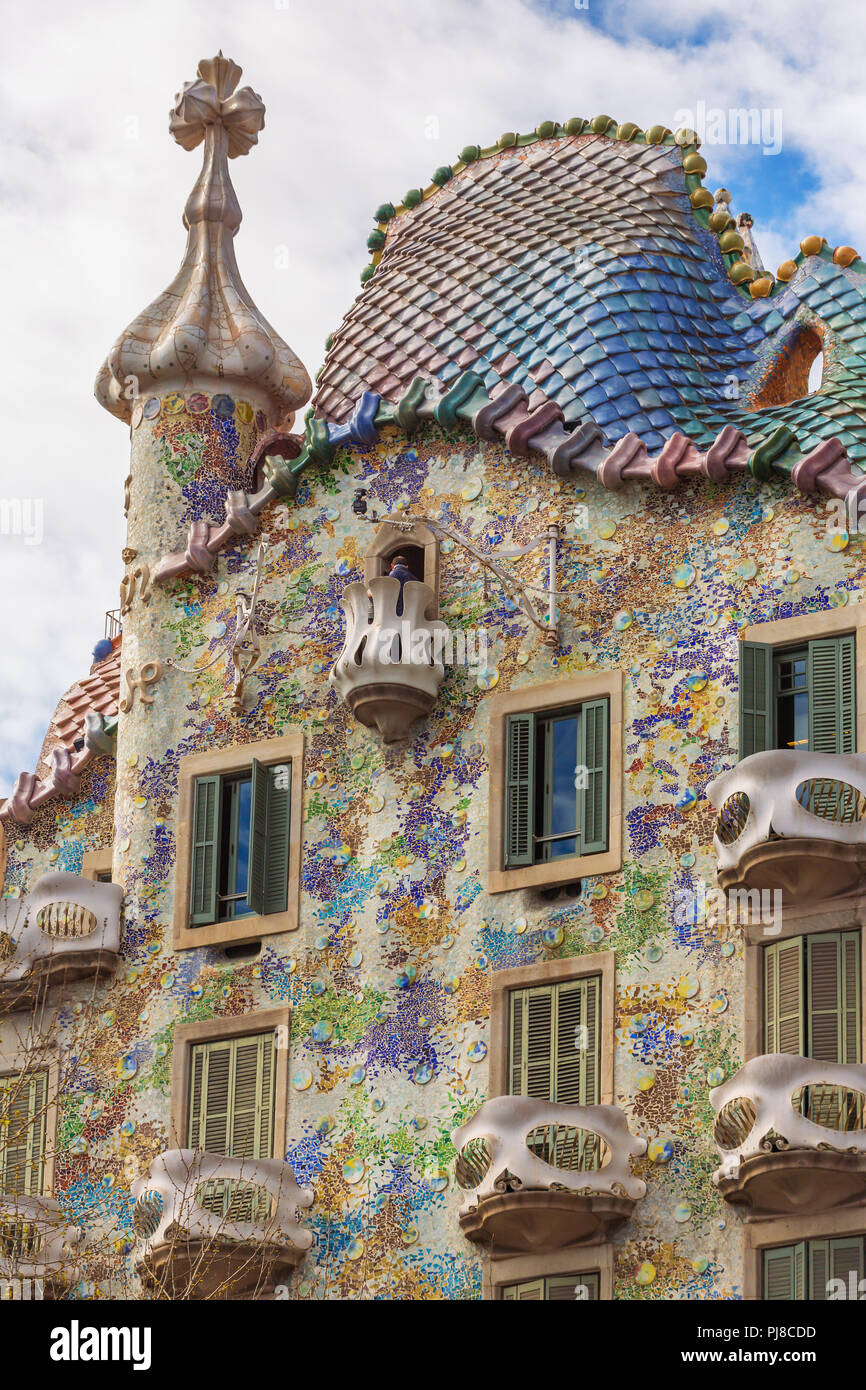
[2,396,861,1298]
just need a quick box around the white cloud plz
[1,0,865,793]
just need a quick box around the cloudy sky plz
[1,0,865,794]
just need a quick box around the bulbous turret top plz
[95,53,311,427]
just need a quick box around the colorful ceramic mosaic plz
[3,55,866,1302]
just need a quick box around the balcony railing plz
[330,576,450,741]
[706,750,866,901]
[452,1095,646,1253]
[0,873,123,1007]
[710,1054,866,1215]
[131,1151,313,1298]
[0,1194,84,1291]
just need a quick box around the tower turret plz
[95,53,310,903]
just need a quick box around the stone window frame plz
[0,1030,61,1197]
[169,1006,291,1155]
[489,950,616,1103]
[487,670,623,894]
[364,517,441,615]
[81,849,113,882]
[172,732,304,951]
[743,896,866,1063]
[483,1241,614,1299]
[744,1206,866,1300]
[739,603,866,751]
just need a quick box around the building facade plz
[2,54,866,1301]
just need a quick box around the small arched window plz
[365,520,441,618]
[749,324,824,410]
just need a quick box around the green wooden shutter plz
[0,1072,47,1197]
[509,986,554,1099]
[830,1236,864,1294]
[807,931,861,1064]
[504,713,535,867]
[843,932,861,1064]
[794,1240,806,1300]
[578,699,609,854]
[189,774,221,925]
[248,759,292,917]
[764,938,804,1055]
[502,1279,544,1300]
[188,1034,275,1159]
[554,977,600,1106]
[764,1245,796,1300]
[809,1240,830,1300]
[808,634,857,753]
[509,989,524,1097]
[740,642,773,757]
[547,1272,600,1301]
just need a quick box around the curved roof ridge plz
[353,116,864,304]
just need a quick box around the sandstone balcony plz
[452,1095,647,1254]
[707,751,866,902]
[0,1193,84,1296]
[710,1054,866,1217]
[131,1150,314,1299]
[330,576,450,742]
[0,872,123,1009]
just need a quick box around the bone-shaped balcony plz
[131,1150,313,1299]
[707,751,866,902]
[0,872,123,1009]
[452,1096,647,1254]
[710,1054,866,1217]
[0,1194,84,1295]
[329,576,450,742]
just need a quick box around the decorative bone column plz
[94,53,311,911]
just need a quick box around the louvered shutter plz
[189,1040,232,1154]
[0,1072,47,1197]
[740,642,773,757]
[764,1245,797,1300]
[578,699,609,854]
[248,760,292,918]
[554,977,600,1106]
[547,1272,600,1301]
[764,939,804,1055]
[808,635,857,753]
[502,1279,545,1300]
[509,986,553,1099]
[509,990,524,1096]
[830,1237,864,1296]
[794,1241,807,1301]
[189,774,221,925]
[188,1034,275,1159]
[504,713,535,867]
[809,1240,830,1300]
[843,932,861,1064]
